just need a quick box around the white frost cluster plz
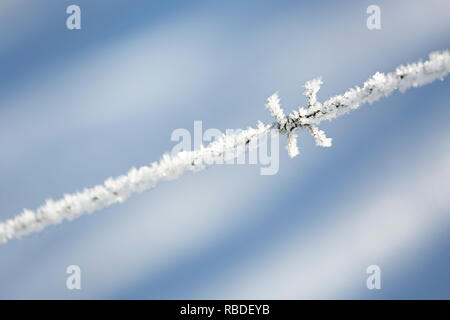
[304,77,323,108]
[265,93,286,126]
[268,77,332,155]
[307,125,332,147]
[0,123,270,244]
[266,93,300,157]
[1,51,449,245]
[286,132,299,158]
[303,77,332,148]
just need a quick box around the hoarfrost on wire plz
[1,50,449,245]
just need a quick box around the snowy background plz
[1,0,450,299]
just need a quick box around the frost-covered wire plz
[275,50,450,154]
[0,50,449,245]
[0,123,270,244]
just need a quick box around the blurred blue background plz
[0,0,450,299]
